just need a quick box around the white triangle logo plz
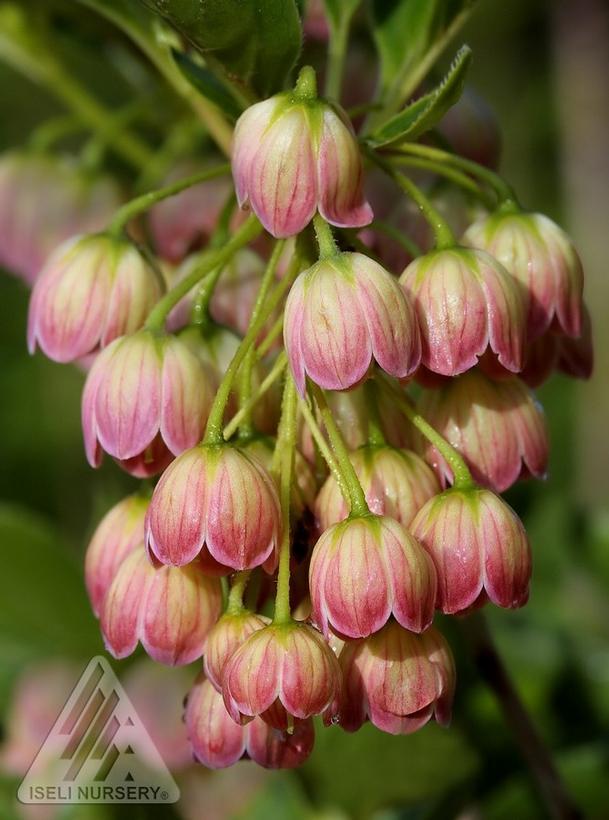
[18,656,180,804]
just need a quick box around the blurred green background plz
[0,0,608,818]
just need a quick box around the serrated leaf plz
[369,0,477,118]
[172,50,242,119]
[140,0,302,97]
[368,44,472,147]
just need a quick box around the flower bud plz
[315,445,440,530]
[186,676,314,769]
[0,152,121,285]
[100,547,222,665]
[285,252,420,393]
[232,77,372,238]
[399,247,525,376]
[145,444,281,570]
[27,234,162,363]
[309,515,437,638]
[337,622,455,734]
[462,211,584,341]
[223,622,341,724]
[204,611,270,692]
[82,329,216,477]
[84,493,149,616]
[410,488,531,614]
[415,370,548,492]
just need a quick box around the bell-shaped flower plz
[222,622,341,725]
[410,487,532,614]
[84,493,149,616]
[337,621,455,734]
[309,515,437,638]
[399,247,525,376]
[82,329,216,477]
[186,676,314,769]
[232,72,372,238]
[415,370,548,492]
[145,443,281,570]
[100,547,222,665]
[463,211,584,341]
[28,234,162,362]
[285,251,420,393]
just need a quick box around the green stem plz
[369,219,422,259]
[28,115,83,152]
[236,347,256,440]
[297,394,346,497]
[396,143,519,209]
[389,154,496,209]
[109,164,230,235]
[223,352,288,441]
[364,380,386,446]
[313,213,340,258]
[256,314,284,359]
[203,242,292,445]
[310,384,370,516]
[368,150,456,249]
[190,264,222,327]
[380,376,474,489]
[273,376,298,625]
[145,215,262,332]
[226,570,251,615]
[325,10,355,101]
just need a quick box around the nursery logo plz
[18,656,180,805]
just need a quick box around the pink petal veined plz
[100,548,153,659]
[351,253,420,378]
[300,261,372,390]
[317,108,373,229]
[94,333,162,461]
[283,273,308,394]
[145,447,209,566]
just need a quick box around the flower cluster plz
[19,51,590,774]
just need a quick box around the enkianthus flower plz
[399,247,525,376]
[100,547,222,665]
[336,622,455,734]
[284,251,421,393]
[309,515,437,638]
[186,676,315,769]
[203,611,270,692]
[27,234,162,363]
[145,443,281,570]
[0,152,122,285]
[462,210,584,341]
[410,487,532,614]
[82,329,217,477]
[415,370,548,492]
[84,493,149,616]
[232,67,372,238]
[315,445,440,530]
[222,622,341,725]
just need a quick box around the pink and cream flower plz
[284,251,421,393]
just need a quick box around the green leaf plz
[0,503,102,712]
[369,0,477,117]
[172,50,242,120]
[303,721,479,817]
[367,44,472,147]
[140,0,303,97]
